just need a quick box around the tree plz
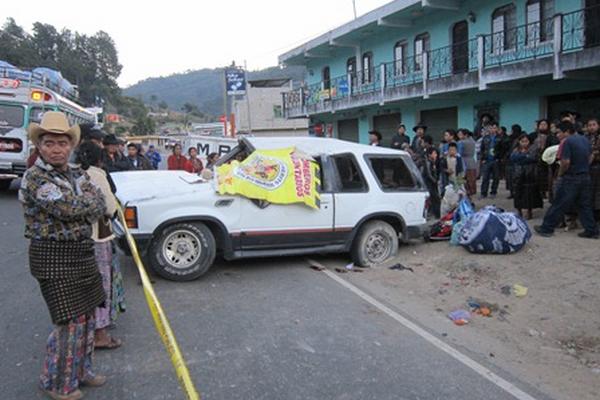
[158,100,168,110]
[0,19,122,107]
[132,116,156,135]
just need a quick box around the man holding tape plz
[19,111,108,400]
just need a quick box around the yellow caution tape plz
[117,206,200,400]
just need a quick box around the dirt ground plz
[320,188,600,400]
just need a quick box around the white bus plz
[0,64,96,190]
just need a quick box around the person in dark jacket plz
[479,122,500,198]
[369,130,382,146]
[126,143,152,170]
[510,134,544,219]
[102,134,130,172]
[391,124,410,150]
[420,147,441,218]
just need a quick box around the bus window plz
[29,107,47,124]
[0,104,25,133]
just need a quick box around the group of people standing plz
[367,112,600,239]
[166,143,219,179]
[20,113,126,400]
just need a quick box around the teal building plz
[279,0,600,144]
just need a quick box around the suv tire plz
[149,222,216,281]
[351,220,399,267]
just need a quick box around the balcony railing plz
[282,5,600,117]
[483,17,555,67]
[428,38,478,79]
[562,4,600,52]
[384,54,423,87]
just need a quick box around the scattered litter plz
[441,332,448,337]
[448,309,471,325]
[489,353,495,358]
[528,329,540,337]
[374,341,382,347]
[467,297,499,313]
[389,263,414,272]
[334,268,348,274]
[16,362,22,367]
[500,285,512,296]
[497,309,510,322]
[475,306,492,317]
[345,263,354,270]
[438,288,448,295]
[351,268,364,273]
[309,265,325,271]
[513,284,528,297]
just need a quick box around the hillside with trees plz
[123,65,306,118]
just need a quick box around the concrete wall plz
[233,84,308,133]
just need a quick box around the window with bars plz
[394,41,407,76]
[526,0,554,45]
[362,52,373,84]
[492,4,517,54]
[414,33,429,71]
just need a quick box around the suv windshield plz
[0,104,24,132]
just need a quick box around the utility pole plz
[352,0,357,19]
[222,67,228,136]
[244,60,252,135]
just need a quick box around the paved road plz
[0,182,549,400]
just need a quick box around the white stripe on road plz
[307,258,539,400]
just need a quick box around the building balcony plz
[283,6,600,119]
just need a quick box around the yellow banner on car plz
[216,147,321,209]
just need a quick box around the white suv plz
[112,137,428,281]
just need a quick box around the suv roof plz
[246,136,408,157]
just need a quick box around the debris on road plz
[345,263,354,270]
[513,284,528,297]
[448,309,471,325]
[389,263,414,272]
[309,265,325,272]
[334,267,348,274]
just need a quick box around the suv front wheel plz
[351,220,399,267]
[149,222,216,281]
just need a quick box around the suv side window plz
[333,154,367,192]
[367,156,416,191]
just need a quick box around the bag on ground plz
[458,206,531,254]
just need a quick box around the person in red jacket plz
[167,143,188,170]
[185,147,204,174]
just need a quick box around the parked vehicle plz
[0,63,95,190]
[112,137,429,281]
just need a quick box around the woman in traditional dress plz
[76,142,125,350]
[510,134,544,219]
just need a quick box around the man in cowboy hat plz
[19,111,108,400]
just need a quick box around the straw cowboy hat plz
[28,111,80,145]
[542,144,560,165]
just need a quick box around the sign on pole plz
[225,68,246,95]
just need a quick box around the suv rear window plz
[0,105,24,130]
[333,154,367,192]
[367,156,416,190]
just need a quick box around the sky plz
[8,0,391,88]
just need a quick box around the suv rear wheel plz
[149,222,216,281]
[351,220,399,267]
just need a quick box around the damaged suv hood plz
[111,170,214,204]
